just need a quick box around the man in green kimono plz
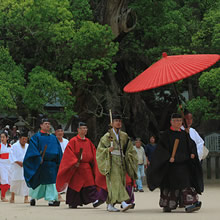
[96,114,138,212]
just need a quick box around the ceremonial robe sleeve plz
[90,141,99,176]
[56,140,78,192]
[147,131,171,191]
[23,134,42,188]
[189,128,204,161]
[10,143,18,164]
[186,132,204,194]
[125,139,138,180]
[96,134,111,176]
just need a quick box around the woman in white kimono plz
[0,132,12,202]
[10,132,29,203]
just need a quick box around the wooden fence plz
[205,152,220,179]
[204,133,220,179]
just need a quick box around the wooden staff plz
[77,148,83,163]
[40,145,47,164]
[109,109,113,148]
[179,104,188,132]
[109,109,113,126]
[74,148,83,168]
[172,84,188,132]
[170,139,179,163]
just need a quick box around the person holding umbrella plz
[183,110,204,161]
[147,113,203,213]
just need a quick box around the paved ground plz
[1,183,219,220]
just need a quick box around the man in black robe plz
[147,113,203,213]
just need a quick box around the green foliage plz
[186,96,212,122]
[191,7,220,53]
[24,66,75,121]
[0,0,118,78]
[199,68,220,96]
[0,0,118,123]
[0,0,75,71]
[186,68,220,120]
[125,0,220,124]
[0,47,25,111]
[69,0,93,28]
[70,22,118,82]
[0,0,219,127]
[125,0,219,74]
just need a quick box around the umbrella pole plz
[172,83,188,129]
[172,83,181,106]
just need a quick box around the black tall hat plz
[171,113,182,119]
[40,118,50,124]
[78,122,87,128]
[55,124,63,131]
[19,131,28,138]
[112,113,122,120]
[184,109,191,115]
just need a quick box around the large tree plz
[1,0,219,143]
[0,0,118,136]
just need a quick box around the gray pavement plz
[1,183,219,220]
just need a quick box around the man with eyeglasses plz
[147,113,203,213]
[56,122,98,209]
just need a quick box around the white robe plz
[59,138,69,153]
[0,143,11,184]
[181,126,204,161]
[59,138,68,193]
[10,141,29,196]
[10,141,28,181]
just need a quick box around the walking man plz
[96,113,138,212]
[56,122,98,208]
[147,113,203,213]
[183,110,204,161]
[23,118,63,206]
[134,138,146,192]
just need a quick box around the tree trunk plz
[94,0,137,37]
[71,1,160,144]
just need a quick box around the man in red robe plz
[56,122,98,208]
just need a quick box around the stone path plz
[1,184,219,220]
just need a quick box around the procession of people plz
[0,111,205,214]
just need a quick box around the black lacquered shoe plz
[69,205,77,209]
[30,199,36,206]
[93,200,105,208]
[131,203,135,209]
[185,201,202,213]
[48,200,60,206]
[163,207,171,212]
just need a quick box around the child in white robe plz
[10,132,29,203]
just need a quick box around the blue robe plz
[23,132,63,189]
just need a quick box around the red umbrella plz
[124,52,220,93]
